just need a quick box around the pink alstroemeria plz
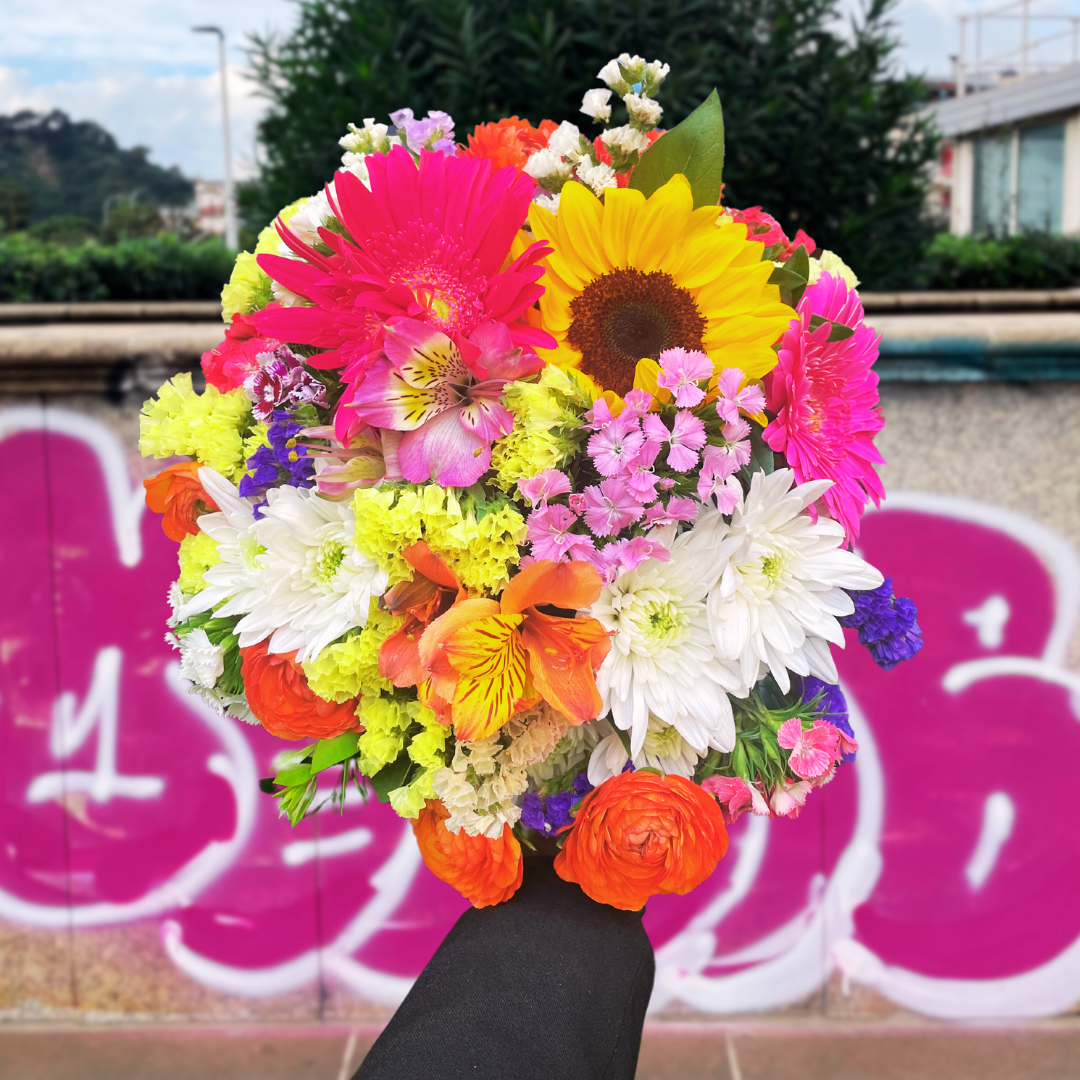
[770,779,813,818]
[642,411,707,472]
[526,504,597,562]
[777,718,839,779]
[701,775,771,824]
[517,469,572,506]
[582,478,644,537]
[588,413,644,477]
[590,536,670,582]
[715,368,767,424]
[643,496,698,528]
[351,318,542,487]
[656,347,713,408]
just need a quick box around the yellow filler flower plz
[527,175,795,396]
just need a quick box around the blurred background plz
[3,1,1080,1078]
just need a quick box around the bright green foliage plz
[240,0,937,286]
[0,234,235,302]
[919,232,1080,290]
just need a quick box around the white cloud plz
[0,62,268,181]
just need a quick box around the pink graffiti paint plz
[3,413,1080,1017]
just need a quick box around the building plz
[193,179,227,237]
[929,65,1080,236]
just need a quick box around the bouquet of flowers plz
[139,55,922,913]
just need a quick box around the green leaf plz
[807,314,856,341]
[781,246,811,308]
[628,89,724,209]
[368,750,417,803]
[274,763,312,788]
[311,732,361,774]
[767,264,805,290]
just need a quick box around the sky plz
[0,0,1060,183]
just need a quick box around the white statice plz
[576,161,618,197]
[591,524,746,757]
[808,249,860,290]
[598,53,647,94]
[232,485,389,664]
[589,715,705,784]
[624,93,663,129]
[176,469,261,622]
[546,120,586,161]
[533,192,561,214]
[527,722,600,784]
[284,188,335,248]
[580,87,613,123]
[432,736,528,838]
[642,59,671,93]
[178,628,224,688]
[523,147,574,186]
[706,469,884,693]
[339,118,394,156]
[503,703,575,768]
[601,124,651,157]
[271,280,308,307]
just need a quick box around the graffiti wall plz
[2,392,1080,1022]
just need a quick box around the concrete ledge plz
[861,289,1080,313]
[3,1020,1080,1080]
[0,302,223,324]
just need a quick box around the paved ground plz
[3,1021,1080,1080]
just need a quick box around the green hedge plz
[918,232,1080,290]
[0,233,235,302]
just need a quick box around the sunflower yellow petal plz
[600,187,647,267]
[626,175,694,271]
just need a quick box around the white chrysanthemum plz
[178,628,224,688]
[231,485,388,664]
[176,468,261,622]
[707,469,884,693]
[591,525,745,757]
[432,736,527,838]
[588,715,704,785]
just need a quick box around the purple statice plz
[239,410,315,511]
[389,108,457,154]
[243,346,327,422]
[800,676,856,762]
[520,772,594,837]
[840,576,924,671]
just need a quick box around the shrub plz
[917,232,1080,290]
[0,234,234,303]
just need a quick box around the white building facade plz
[931,66,1080,236]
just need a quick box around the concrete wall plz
[2,379,1080,1026]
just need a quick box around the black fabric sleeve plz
[353,854,655,1080]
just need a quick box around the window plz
[973,132,1013,235]
[1017,122,1065,233]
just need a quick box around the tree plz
[242,0,937,287]
[0,110,193,226]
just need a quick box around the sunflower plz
[527,175,795,396]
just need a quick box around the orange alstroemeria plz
[378,542,466,688]
[417,560,611,742]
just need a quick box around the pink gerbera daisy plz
[254,146,554,438]
[762,272,885,539]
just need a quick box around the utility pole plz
[193,25,238,250]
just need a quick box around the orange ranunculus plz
[412,800,522,908]
[379,542,466,688]
[143,462,219,542]
[460,116,553,172]
[555,771,729,911]
[417,559,611,743]
[240,640,361,741]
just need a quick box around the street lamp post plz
[193,25,238,250]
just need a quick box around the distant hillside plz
[0,110,194,227]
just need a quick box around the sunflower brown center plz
[566,268,706,394]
